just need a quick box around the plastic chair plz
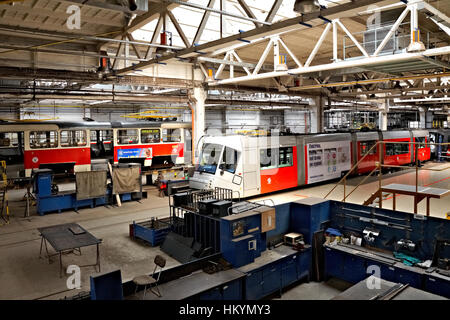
[132,255,166,299]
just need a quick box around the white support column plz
[311,96,324,133]
[191,87,207,163]
[378,99,388,131]
[419,107,426,128]
[426,110,434,129]
[332,20,338,62]
[273,38,280,71]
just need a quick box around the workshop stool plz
[133,255,166,299]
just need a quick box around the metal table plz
[38,223,102,277]
[333,276,447,300]
[137,269,246,300]
[382,183,450,215]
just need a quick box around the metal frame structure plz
[207,0,450,86]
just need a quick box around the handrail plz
[324,141,379,199]
[325,140,450,204]
[342,166,379,202]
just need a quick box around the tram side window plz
[219,147,240,174]
[279,147,293,167]
[141,129,160,143]
[260,147,293,169]
[386,143,409,156]
[0,132,18,147]
[91,130,112,143]
[60,130,87,147]
[415,137,426,149]
[260,148,277,169]
[30,131,58,149]
[117,129,138,145]
[360,141,377,156]
[162,129,181,142]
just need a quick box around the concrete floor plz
[0,161,448,300]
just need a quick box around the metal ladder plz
[0,161,9,225]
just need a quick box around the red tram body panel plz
[353,132,381,175]
[260,146,298,194]
[381,131,412,167]
[24,147,90,170]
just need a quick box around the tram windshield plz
[197,143,223,174]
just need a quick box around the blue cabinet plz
[199,287,223,300]
[364,258,396,283]
[324,246,448,295]
[198,279,243,300]
[395,268,422,289]
[243,248,311,300]
[324,247,345,279]
[281,255,298,288]
[425,275,450,298]
[325,248,374,284]
[298,250,311,280]
[224,235,257,268]
[222,280,243,300]
[245,270,263,300]
[290,198,330,245]
[342,254,366,283]
[262,264,281,296]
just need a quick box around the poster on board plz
[117,147,152,159]
[307,140,351,184]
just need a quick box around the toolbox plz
[172,192,191,207]
[198,198,218,215]
[212,200,233,217]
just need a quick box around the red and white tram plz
[0,121,192,177]
[189,130,433,198]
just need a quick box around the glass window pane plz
[141,129,160,143]
[29,131,58,149]
[162,129,182,142]
[61,130,86,147]
[197,143,223,174]
[118,129,138,145]
[0,133,18,147]
[220,147,240,174]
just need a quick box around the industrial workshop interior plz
[0,0,449,310]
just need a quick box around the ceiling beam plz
[192,0,217,46]
[0,66,202,87]
[117,0,397,75]
[59,0,134,13]
[167,10,190,47]
[237,0,261,28]
[265,0,283,23]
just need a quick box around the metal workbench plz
[333,276,447,300]
[135,269,246,300]
[381,183,450,215]
[38,223,102,277]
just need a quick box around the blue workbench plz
[238,245,311,300]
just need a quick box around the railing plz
[325,141,450,208]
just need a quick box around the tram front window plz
[197,143,223,174]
